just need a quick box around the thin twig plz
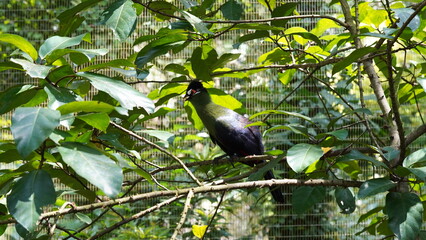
[171,190,194,240]
[87,195,183,240]
[202,191,226,240]
[110,121,203,186]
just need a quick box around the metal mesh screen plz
[1,0,424,239]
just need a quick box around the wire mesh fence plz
[0,0,425,239]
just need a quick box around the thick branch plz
[405,124,426,146]
[0,178,363,226]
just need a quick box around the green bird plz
[184,81,284,203]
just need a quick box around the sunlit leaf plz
[77,72,155,113]
[10,58,52,79]
[39,34,86,59]
[287,143,324,173]
[0,34,38,61]
[101,0,137,41]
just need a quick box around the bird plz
[184,80,284,203]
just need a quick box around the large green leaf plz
[335,188,355,214]
[77,72,155,113]
[180,10,213,35]
[44,84,83,110]
[0,34,38,61]
[10,58,53,79]
[6,170,56,232]
[11,107,61,157]
[0,85,38,114]
[403,148,426,168]
[101,0,137,41]
[402,148,426,181]
[57,142,123,198]
[287,143,324,173]
[135,39,186,68]
[39,34,86,59]
[292,186,326,214]
[57,0,102,35]
[77,113,110,132]
[358,178,396,199]
[45,48,108,65]
[385,192,423,240]
[220,0,244,20]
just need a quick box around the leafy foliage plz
[0,0,425,239]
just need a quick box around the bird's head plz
[184,81,206,101]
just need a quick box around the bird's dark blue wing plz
[210,112,263,158]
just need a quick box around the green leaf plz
[11,107,61,157]
[44,85,83,110]
[6,170,56,231]
[75,212,92,224]
[271,3,298,29]
[287,144,324,173]
[402,148,426,181]
[358,178,396,199]
[0,61,23,72]
[77,72,155,113]
[10,58,53,79]
[332,47,376,75]
[341,150,389,170]
[220,0,244,20]
[147,1,178,21]
[135,39,186,68]
[335,188,355,214]
[39,34,86,59]
[45,48,108,65]
[403,148,426,168]
[57,101,115,115]
[57,0,101,36]
[101,0,137,41]
[180,10,213,35]
[77,113,110,132]
[238,30,269,43]
[385,192,423,240]
[0,85,38,114]
[57,142,123,198]
[0,34,38,61]
[292,186,326,214]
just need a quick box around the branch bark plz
[0,178,363,226]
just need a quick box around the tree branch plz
[0,178,363,226]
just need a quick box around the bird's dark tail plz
[264,170,285,203]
